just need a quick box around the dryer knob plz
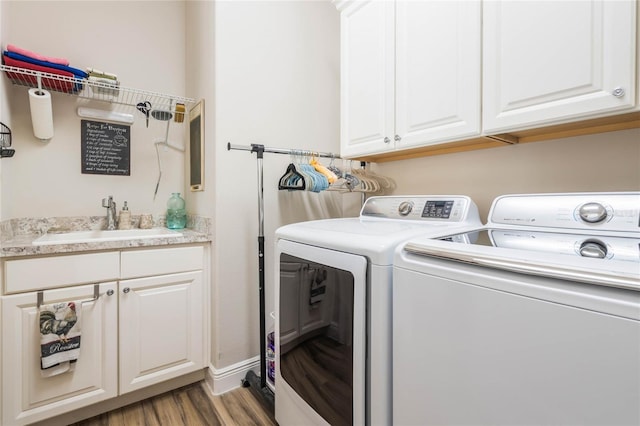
[579,239,607,259]
[578,202,608,223]
[398,201,414,216]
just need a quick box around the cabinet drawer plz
[4,252,120,294]
[120,245,204,279]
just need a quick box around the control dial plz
[578,202,608,223]
[578,239,607,259]
[398,201,414,216]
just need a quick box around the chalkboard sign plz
[81,120,130,176]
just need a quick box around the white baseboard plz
[205,356,260,395]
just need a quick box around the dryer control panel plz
[361,196,479,223]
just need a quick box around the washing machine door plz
[276,239,367,426]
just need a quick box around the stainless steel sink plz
[33,228,182,245]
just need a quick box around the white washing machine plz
[274,195,482,425]
[393,192,640,425]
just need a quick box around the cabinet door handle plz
[612,87,625,98]
[106,289,114,296]
[394,135,402,142]
[383,137,391,144]
[123,287,130,294]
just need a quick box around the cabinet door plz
[483,0,637,133]
[118,271,204,394]
[340,0,395,157]
[395,0,481,149]
[2,283,118,426]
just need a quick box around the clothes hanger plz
[327,155,343,178]
[278,163,306,190]
[353,167,381,193]
[293,151,314,191]
[311,155,338,184]
[300,163,326,192]
[298,151,329,192]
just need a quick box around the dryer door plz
[276,239,367,426]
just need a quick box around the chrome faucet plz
[102,196,117,230]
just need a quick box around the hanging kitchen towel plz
[39,301,81,377]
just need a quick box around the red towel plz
[3,55,75,93]
[6,44,69,66]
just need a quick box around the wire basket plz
[1,122,15,158]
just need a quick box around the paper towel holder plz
[0,122,15,158]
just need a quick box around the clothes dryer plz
[393,192,640,425]
[274,195,481,425]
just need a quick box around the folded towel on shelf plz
[3,51,87,79]
[87,75,120,100]
[87,67,118,81]
[6,44,69,66]
[39,301,81,377]
[2,54,78,93]
[88,75,120,87]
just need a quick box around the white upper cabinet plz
[483,0,637,133]
[337,0,638,160]
[338,0,481,158]
[340,0,395,157]
[395,0,481,150]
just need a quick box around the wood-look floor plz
[69,381,276,426]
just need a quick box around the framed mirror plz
[189,100,204,191]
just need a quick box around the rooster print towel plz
[39,301,81,377]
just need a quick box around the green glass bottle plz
[166,192,186,229]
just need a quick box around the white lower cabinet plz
[118,271,204,394]
[1,245,207,425]
[2,283,118,426]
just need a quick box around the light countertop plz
[0,215,212,258]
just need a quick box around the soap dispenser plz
[118,201,132,230]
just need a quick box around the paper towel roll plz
[28,88,54,140]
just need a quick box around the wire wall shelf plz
[0,64,196,114]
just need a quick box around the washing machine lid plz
[276,218,475,265]
[276,195,482,265]
[401,232,640,291]
[398,191,640,291]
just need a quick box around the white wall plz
[374,129,640,220]
[185,0,218,372]
[211,0,344,369]
[1,0,346,381]
[1,1,187,220]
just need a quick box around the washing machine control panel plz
[489,193,640,233]
[361,196,478,223]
